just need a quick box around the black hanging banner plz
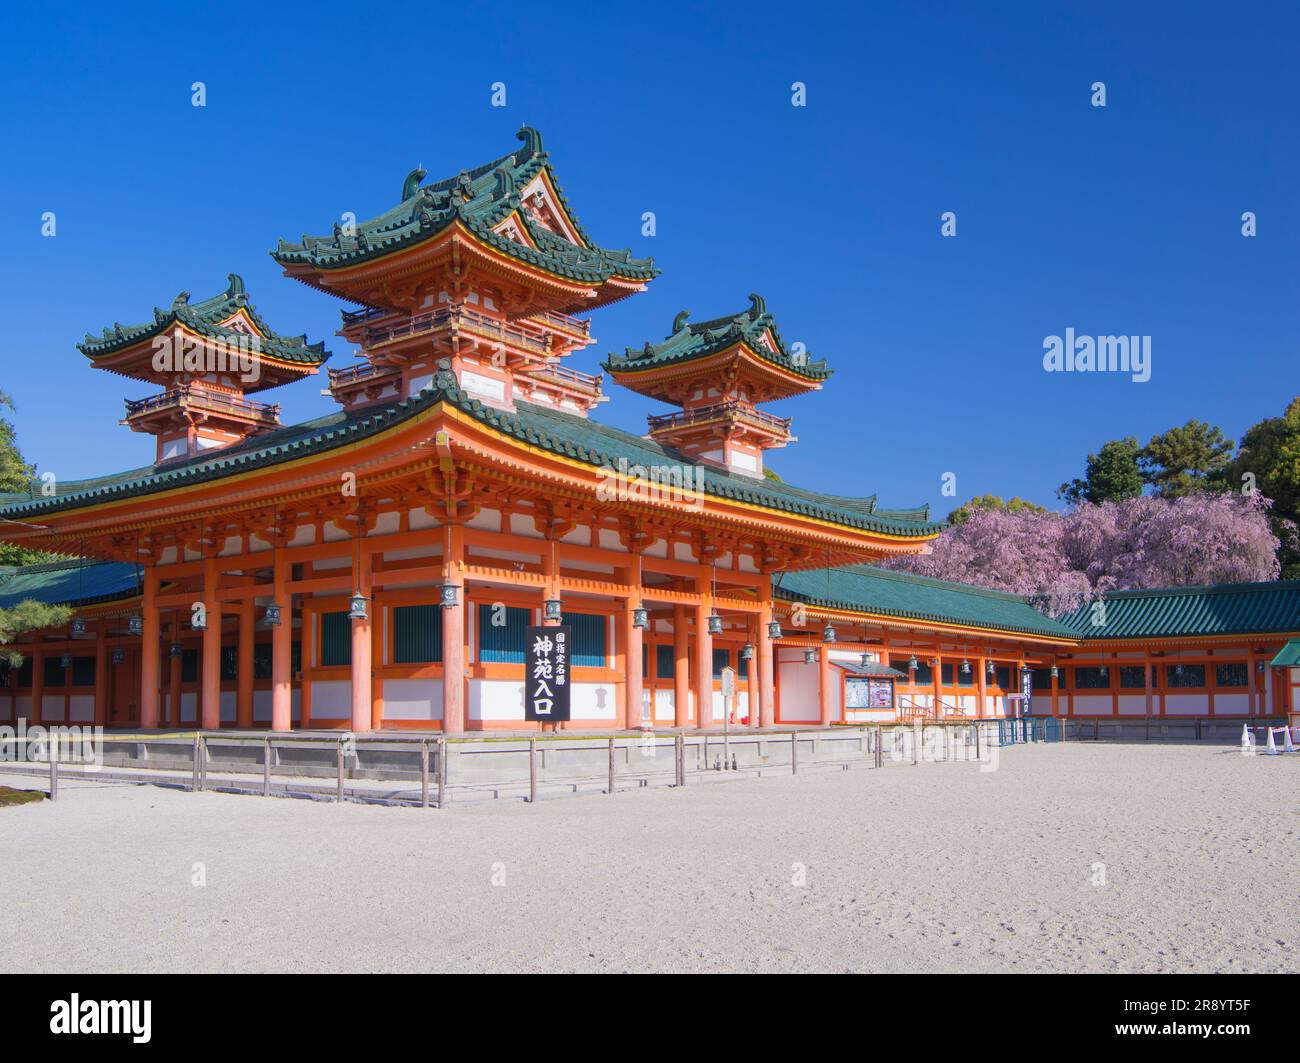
[525,625,571,722]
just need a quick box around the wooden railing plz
[646,401,791,434]
[124,386,280,425]
[364,306,550,354]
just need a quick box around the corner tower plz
[79,274,328,463]
[604,294,831,476]
[272,126,659,416]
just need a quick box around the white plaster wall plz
[1164,694,1209,716]
[1071,695,1112,716]
[1117,694,1148,716]
[42,695,64,722]
[68,695,94,723]
[654,689,675,721]
[383,679,443,722]
[571,682,617,721]
[1215,693,1249,714]
[220,691,236,723]
[311,680,351,720]
[16,695,32,720]
[777,658,819,721]
[180,692,197,723]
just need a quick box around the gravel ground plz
[1,742,1295,973]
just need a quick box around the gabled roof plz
[0,363,938,539]
[78,273,329,366]
[604,294,832,382]
[833,660,909,679]
[776,566,1080,639]
[1055,581,1300,640]
[0,559,141,609]
[271,127,658,286]
[1270,639,1300,666]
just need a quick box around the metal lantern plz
[767,620,782,641]
[71,617,87,638]
[111,647,125,666]
[127,615,143,637]
[822,623,836,643]
[191,607,206,632]
[1173,664,1183,677]
[860,653,871,669]
[1050,664,1059,680]
[740,642,754,662]
[707,613,723,636]
[169,642,183,659]
[960,659,971,675]
[1256,660,1266,673]
[632,607,649,630]
[264,603,282,626]
[349,592,368,621]
[986,659,995,677]
[544,598,563,623]
[804,649,817,665]
[60,652,73,669]
[439,582,459,609]
[1099,665,1109,678]
[908,654,918,672]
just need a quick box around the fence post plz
[791,731,798,775]
[200,735,208,791]
[675,733,684,787]
[48,731,58,801]
[336,738,344,803]
[263,737,271,798]
[528,737,537,804]
[192,734,201,792]
[607,736,615,796]
[421,740,430,808]
[974,722,981,761]
[437,735,447,808]
[875,725,882,768]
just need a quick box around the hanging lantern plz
[1256,660,1266,673]
[111,648,125,666]
[349,592,369,621]
[439,582,459,609]
[632,607,649,630]
[60,652,73,669]
[1050,664,1059,680]
[767,620,782,641]
[71,617,87,638]
[191,607,206,632]
[740,642,754,662]
[1099,665,1109,678]
[707,613,723,636]
[960,659,971,675]
[544,598,563,623]
[859,652,871,669]
[264,603,282,627]
[822,623,836,643]
[1173,664,1183,677]
[908,654,918,672]
[986,659,995,677]
[804,649,817,665]
[127,615,143,637]
[169,642,183,659]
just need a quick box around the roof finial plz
[671,310,691,334]
[515,125,544,161]
[401,167,426,201]
[172,291,191,310]
[747,293,766,318]
[226,273,246,299]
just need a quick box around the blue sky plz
[1,0,1296,518]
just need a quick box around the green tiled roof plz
[0,361,937,539]
[1056,581,1300,639]
[833,660,909,679]
[79,273,329,366]
[776,566,1080,639]
[271,127,658,287]
[1270,639,1300,667]
[604,294,831,382]
[0,559,140,609]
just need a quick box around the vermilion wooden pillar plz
[622,555,643,730]
[237,601,254,729]
[200,558,221,730]
[141,565,161,728]
[975,655,987,720]
[746,618,759,727]
[93,619,108,728]
[694,597,713,729]
[271,549,293,732]
[350,543,372,734]
[442,524,465,735]
[757,589,775,728]
[167,614,182,727]
[673,604,690,728]
[818,644,833,726]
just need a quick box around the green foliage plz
[0,390,34,493]
[946,494,1046,525]
[762,466,783,483]
[1058,437,1145,505]
[1226,397,1300,577]
[1140,419,1233,498]
[0,600,72,666]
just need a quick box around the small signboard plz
[1019,667,1033,718]
[846,676,895,710]
[525,625,571,722]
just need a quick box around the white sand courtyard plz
[1,742,1295,973]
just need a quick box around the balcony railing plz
[518,361,603,396]
[646,401,791,435]
[531,309,591,340]
[327,361,400,388]
[363,306,550,354]
[123,386,280,425]
[340,306,391,328]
